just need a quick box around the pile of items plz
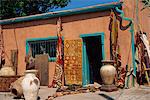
[47,84,101,100]
[0,66,20,92]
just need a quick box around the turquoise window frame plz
[80,32,105,86]
[26,36,58,62]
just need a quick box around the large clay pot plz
[100,60,116,85]
[21,70,40,100]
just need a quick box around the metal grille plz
[28,39,57,58]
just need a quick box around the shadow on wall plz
[62,10,110,23]
[2,18,57,29]
[2,10,110,29]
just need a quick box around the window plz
[26,37,58,62]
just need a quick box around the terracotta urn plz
[100,60,117,91]
[21,70,40,100]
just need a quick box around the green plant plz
[0,0,70,19]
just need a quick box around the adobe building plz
[0,0,149,87]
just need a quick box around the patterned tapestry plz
[64,39,82,85]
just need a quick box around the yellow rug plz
[64,39,82,85]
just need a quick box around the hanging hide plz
[140,33,150,60]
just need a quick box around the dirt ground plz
[0,85,150,100]
[54,85,150,100]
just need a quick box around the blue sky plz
[48,0,120,12]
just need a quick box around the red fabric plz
[109,11,126,88]
[49,18,64,88]
[116,67,126,88]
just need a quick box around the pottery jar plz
[21,70,40,100]
[100,62,116,85]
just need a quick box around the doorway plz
[85,36,102,84]
[80,33,105,86]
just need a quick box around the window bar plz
[33,42,36,57]
[50,41,52,57]
[39,41,42,54]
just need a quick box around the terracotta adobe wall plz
[123,0,150,35]
[2,18,57,84]
[61,10,137,70]
[1,1,149,85]
[62,11,111,59]
[119,0,150,67]
[1,11,113,85]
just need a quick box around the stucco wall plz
[2,11,112,85]
[1,1,149,85]
[62,11,111,59]
[2,18,57,84]
[120,0,150,68]
[123,0,150,35]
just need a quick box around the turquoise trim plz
[101,33,105,60]
[0,2,122,25]
[130,24,136,77]
[82,40,88,86]
[80,32,105,60]
[26,36,58,42]
[50,57,57,62]
[80,32,104,38]
[115,7,136,86]
[26,41,30,55]
[80,32,105,86]
[26,36,59,62]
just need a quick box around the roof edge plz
[0,2,122,25]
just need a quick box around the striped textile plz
[49,17,64,88]
[109,11,125,88]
